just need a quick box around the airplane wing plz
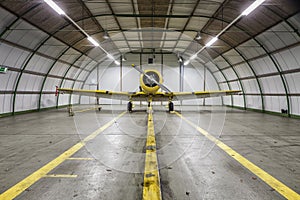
[58,88,240,101]
[170,90,241,100]
[58,88,149,101]
[151,90,241,101]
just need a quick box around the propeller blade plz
[131,64,172,93]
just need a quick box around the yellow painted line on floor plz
[142,106,162,200]
[44,174,78,178]
[67,157,94,161]
[0,111,126,200]
[174,111,300,200]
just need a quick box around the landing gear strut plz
[127,102,133,112]
[168,102,174,112]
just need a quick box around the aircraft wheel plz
[168,102,174,112]
[128,102,133,112]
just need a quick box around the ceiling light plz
[44,0,65,15]
[103,31,109,39]
[107,54,114,60]
[114,60,120,65]
[190,54,197,60]
[242,0,266,16]
[122,55,127,61]
[184,60,190,65]
[195,32,202,40]
[87,36,99,47]
[205,37,218,47]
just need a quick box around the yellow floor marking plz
[142,106,162,200]
[44,174,78,178]
[0,111,126,200]
[67,157,94,160]
[174,111,300,200]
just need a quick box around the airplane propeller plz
[131,64,172,93]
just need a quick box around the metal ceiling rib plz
[104,0,131,52]
[0,4,98,114]
[170,0,208,53]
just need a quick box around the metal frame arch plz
[257,8,300,116]
[56,47,120,107]
[209,12,299,115]
[73,51,122,92]
[0,5,101,114]
[80,59,114,90]
[38,46,73,110]
[56,53,92,108]
[197,32,250,109]
[189,61,226,105]
[222,22,292,115]
[208,51,245,108]
[0,4,43,114]
[184,51,235,106]
[80,57,116,87]
[67,58,101,105]
[252,37,290,116]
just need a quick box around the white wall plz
[81,53,220,106]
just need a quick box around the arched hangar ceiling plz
[0,0,300,116]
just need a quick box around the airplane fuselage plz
[139,69,163,95]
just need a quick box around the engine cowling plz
[140,69,163,94]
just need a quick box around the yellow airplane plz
[58,64,241,112]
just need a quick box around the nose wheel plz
[168,102,174,112]
[127,102,133,112]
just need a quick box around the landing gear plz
[127,102,133,112]
[168,102,174,112]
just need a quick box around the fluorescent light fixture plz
[184,60,190,65]
[205,37,218,47]
[87,36,99,47]
[107,54,114,60]
[44,0,65,15]
[114,60,120,65]
[190,54,197,60]
[242,0,266,16]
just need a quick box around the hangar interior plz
[0,0,300,200]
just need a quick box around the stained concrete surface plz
[0,105,299,199]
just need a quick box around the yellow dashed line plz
[174,111,300,200]
[0,111,126,200]
[142,106,162,200]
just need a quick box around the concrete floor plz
[0,105,299,199]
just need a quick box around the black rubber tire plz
[128,102,133,112]
[168,102,174,112]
